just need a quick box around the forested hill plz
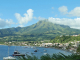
[0,20,80,41]
[50,35,80,43]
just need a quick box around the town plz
[3,34,80,54]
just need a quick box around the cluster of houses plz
[40,41,80,53]
[3,35,80,54]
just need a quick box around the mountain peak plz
[37,20,70,28]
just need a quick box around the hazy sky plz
[0,0,80,29]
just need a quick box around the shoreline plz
[0,44,4,45]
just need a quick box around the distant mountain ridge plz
[0,20,80,41]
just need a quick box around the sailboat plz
[12,40,25,56]
[34,42,38,52]
[3,42,16,60]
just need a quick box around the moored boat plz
[3,56,16,60]
[43,53,48,55]
[3,42,16,60]
[34,50,37,52]
[44,50,47,52]
[13,51,25,56]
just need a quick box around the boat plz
[3,42,16,60]
[43,53,48,55]
[44,50,47,52]
[13,50,25,56]
[12,40,25,56]
[34,47,38,52]
[25,47,27,48]
[34,50,37,52]
[31,46,33,48]
[3,56,16,60]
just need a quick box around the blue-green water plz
[0,45,71,60]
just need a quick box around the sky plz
[0,0,80,29]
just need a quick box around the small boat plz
[13,40,25,56]
[3,43,16,60]
[34,50,37,52]
[3,56,16,60]
[44,53,48,55]
[44,50,47,52]
[13,51,25,56]
[25,47,27,48]
[31,46,33,48]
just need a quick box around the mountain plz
[0,20,80,41]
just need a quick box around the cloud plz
[58,6,68,14]
[0,18,14,28]
[18,25,24,27]
[59,6,80,17]
[38,16,46,20]
[15,9,33,26]
[48,17,80,29]
[68,7,80,17]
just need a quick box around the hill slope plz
[0,20,80,41]
[50,35,80,43]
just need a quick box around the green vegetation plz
[16,53,80,60]
[0,20,80,42]
[0,42,4,44]
[77,45,80,53]
[50,35,80,43]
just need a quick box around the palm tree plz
[17,53,80,60]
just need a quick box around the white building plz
[41,43,53,47]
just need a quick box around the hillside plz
[50,35,80,43]
[0,20,80,41]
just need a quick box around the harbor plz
[0,45,72,60]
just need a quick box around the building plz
[41,43,53,47]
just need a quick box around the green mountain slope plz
[50,35,80,43]
[19,20,80,35]
[0,20,80,41]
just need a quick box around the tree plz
[77,45,80,53]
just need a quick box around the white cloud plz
[58,6,68,14]
[15,9,33,26]
[48,17,80,29]
[59,6,80,17]
[0,18,14,28]
[18,25,24,27]
[38,16,46,20]
[68,7,80,17]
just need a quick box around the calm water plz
[0,45,72,60]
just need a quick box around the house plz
[41,43,53,47]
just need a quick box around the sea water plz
[0,45,72,60]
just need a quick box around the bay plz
[0,45,71,60]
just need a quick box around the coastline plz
[0,44,4,45]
